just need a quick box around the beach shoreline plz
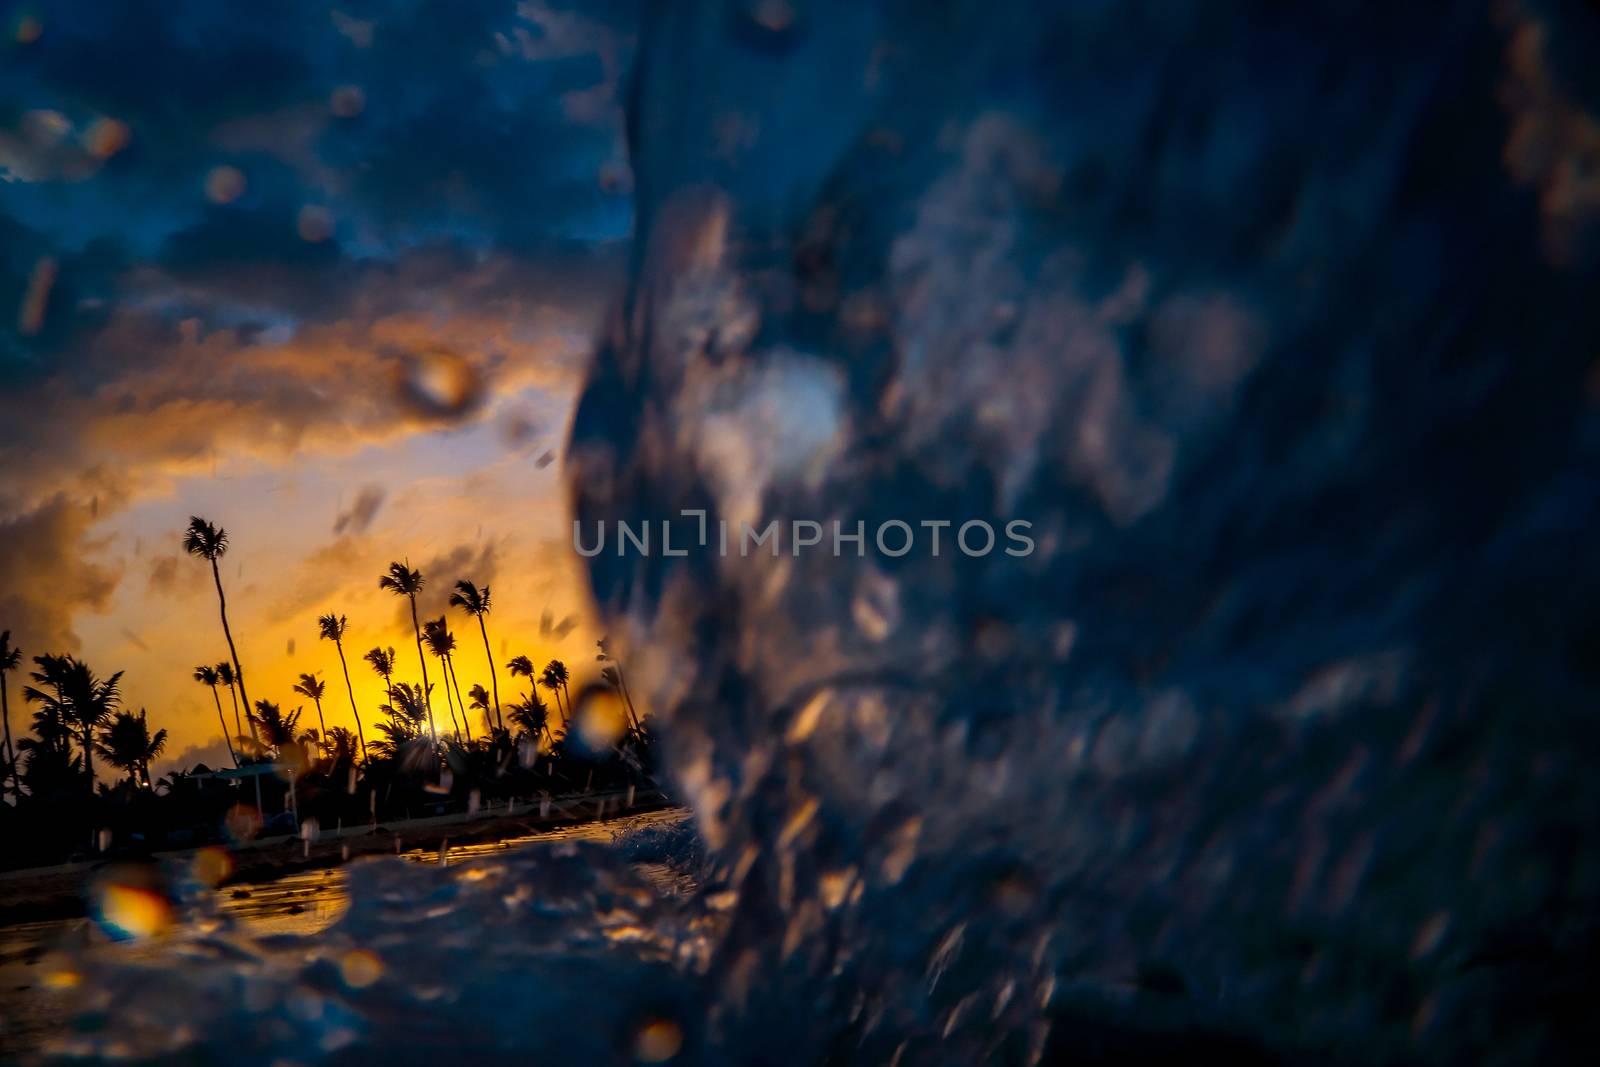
[0,788,675,929]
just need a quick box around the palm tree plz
[184,517,253,734]
[379,561,436,745]
[24,655,122,796]
[215,660,249,742]
[596,638,641,731]
[250,700,302,752]
[467,683,494,738]
[97,709,167,788]
[193,664,239,768]
[423,617,474,743]
[1,631,21,798]
[422,617,462,742]
[292,673,329,755]
[449,580,503,733]
[318,613,368,765]
[364,645,397,705]
[546,659,577,725]
[507,690,550,742]
[372,682,433,770]
[539,665,569,728]
[324,726,359,765]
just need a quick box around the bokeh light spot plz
[340,949,383,989]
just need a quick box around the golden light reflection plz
[193,846,233,887]
[633,1018,683,1063]
[340,949,384,989]
[574,687,628,752]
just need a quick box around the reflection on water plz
[0,809,688,1059]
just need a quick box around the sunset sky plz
[0,1,639,773]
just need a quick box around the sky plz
[0,0,641,775]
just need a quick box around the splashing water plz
[46,1,1600,1064]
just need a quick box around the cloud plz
[0,493,122,654]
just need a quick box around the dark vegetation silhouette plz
[0,520,662,871]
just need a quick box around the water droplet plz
[633,1018,683,1062]
[204,165,247,204]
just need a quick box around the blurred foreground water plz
[37,0,1600,1063]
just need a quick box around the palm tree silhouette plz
[507,690,550,742]
[292,673,329,756]
[372,682,432,769]
[448,580,504,734]
[24,655,122,796]
[364,646,397,706]
[193,664,239,768]
[215,660,249,742]
[184,517,254,737]
[596,638,641,731]
[379,561,436,746]
[250,700,302,752]
[467,683,494,738]
[1,631,20,799]
[97,709,167,788]
[545,659,575,723]
[324,726,359,765]
[318,613,368,765]
[423,616,473,743]
[539,662,570,728]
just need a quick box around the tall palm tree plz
[215,661,249,742]
[97,709,167,788]
[595,638,641,731]
[423,617,473,743]
[539,664,569,728]
[24,655,121,796]
[292,673,329,755]
[192,664,239,768]
[448,580,503,733]
[364,646,397,705]
[546,659,578,726]
[318,613,368,765]
[1,631,20,798]
[378,561,436,745]
[184,517,253,732]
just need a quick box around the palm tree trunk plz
[438,661,463,743]
[610,660,642,731]
[210,557,256,741]
[210,685,239,768]
[81,722,95,797]
[312,697,328,756]
[1,671,17,798]
[333,639,368,765]
[407,594,437,745]
[446,655,471,742]
[476,616,503,733]
[225,680,245,745]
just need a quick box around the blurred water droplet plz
[572,685,629,753]
[329,85,366,118]
[297,204,335,242]
[17,256,56,336]
[634,1018,683,1062]
[394,348,484,420]
[14,14,42,44]
[83,117,129,158]
[89,865,175,941]
[205,164,246,204]
[192,846,232,888]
